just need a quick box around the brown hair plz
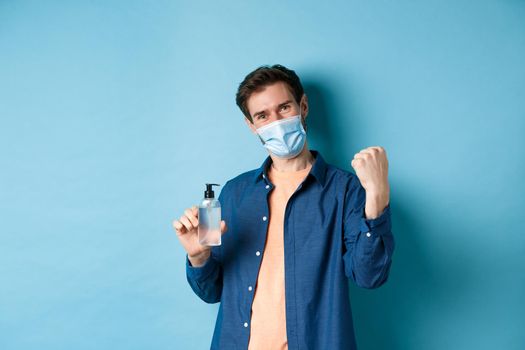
[235,64,304,123]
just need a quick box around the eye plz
[256,114,266,120]
[280,104,290,111]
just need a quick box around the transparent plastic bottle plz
[198,183,221,246]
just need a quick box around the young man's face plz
[244,81,308,133]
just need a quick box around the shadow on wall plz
[303,79,479,349]
[302,81,352,169]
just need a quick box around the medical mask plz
[255,115,306,159]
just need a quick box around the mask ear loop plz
[257,133,266,145]
[298,114,307,133]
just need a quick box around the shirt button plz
[262,216,267,221]
[366,232,371,238]
[256,251,261,256]
[265,185,270,189]
[248,286,253,291]
[244,322,248,328]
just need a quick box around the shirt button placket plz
[250,186,268,329]
[257,216,266,256]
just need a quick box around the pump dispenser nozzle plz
[204,183,220,199]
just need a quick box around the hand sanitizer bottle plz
[198,183,221,246]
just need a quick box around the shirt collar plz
[253,149,327,187]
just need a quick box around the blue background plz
[1,1,524,349]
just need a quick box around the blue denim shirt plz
[186,150,395,349]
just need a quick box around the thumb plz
[220,220,228,234]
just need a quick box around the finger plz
[353,152,369,160]
[363,146,386,158]
[220,220,228,234]
[191,205,199,218]
[172,219,187,235]
[361,147,382,156]
[355,148,372,156]
[351,158,364,168]
[185,208,199,227]
[180,215,195,232]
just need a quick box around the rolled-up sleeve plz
[342,176,395,289]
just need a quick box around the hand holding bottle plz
[173,205,227,267]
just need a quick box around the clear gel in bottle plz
[198,183,221,246]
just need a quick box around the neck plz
[270,143,314,172]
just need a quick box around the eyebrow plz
[252,100,293,118]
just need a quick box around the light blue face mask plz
[255,114,306,159]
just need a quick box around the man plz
[173,64,395,349]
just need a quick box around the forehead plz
[246,81,295,116]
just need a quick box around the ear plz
[244,116,258,134]
[300,93,309,119]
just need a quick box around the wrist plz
[365,190,389,220]
[188,250,211,267]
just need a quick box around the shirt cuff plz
[186,253,218,282]
[360,203,391,237]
